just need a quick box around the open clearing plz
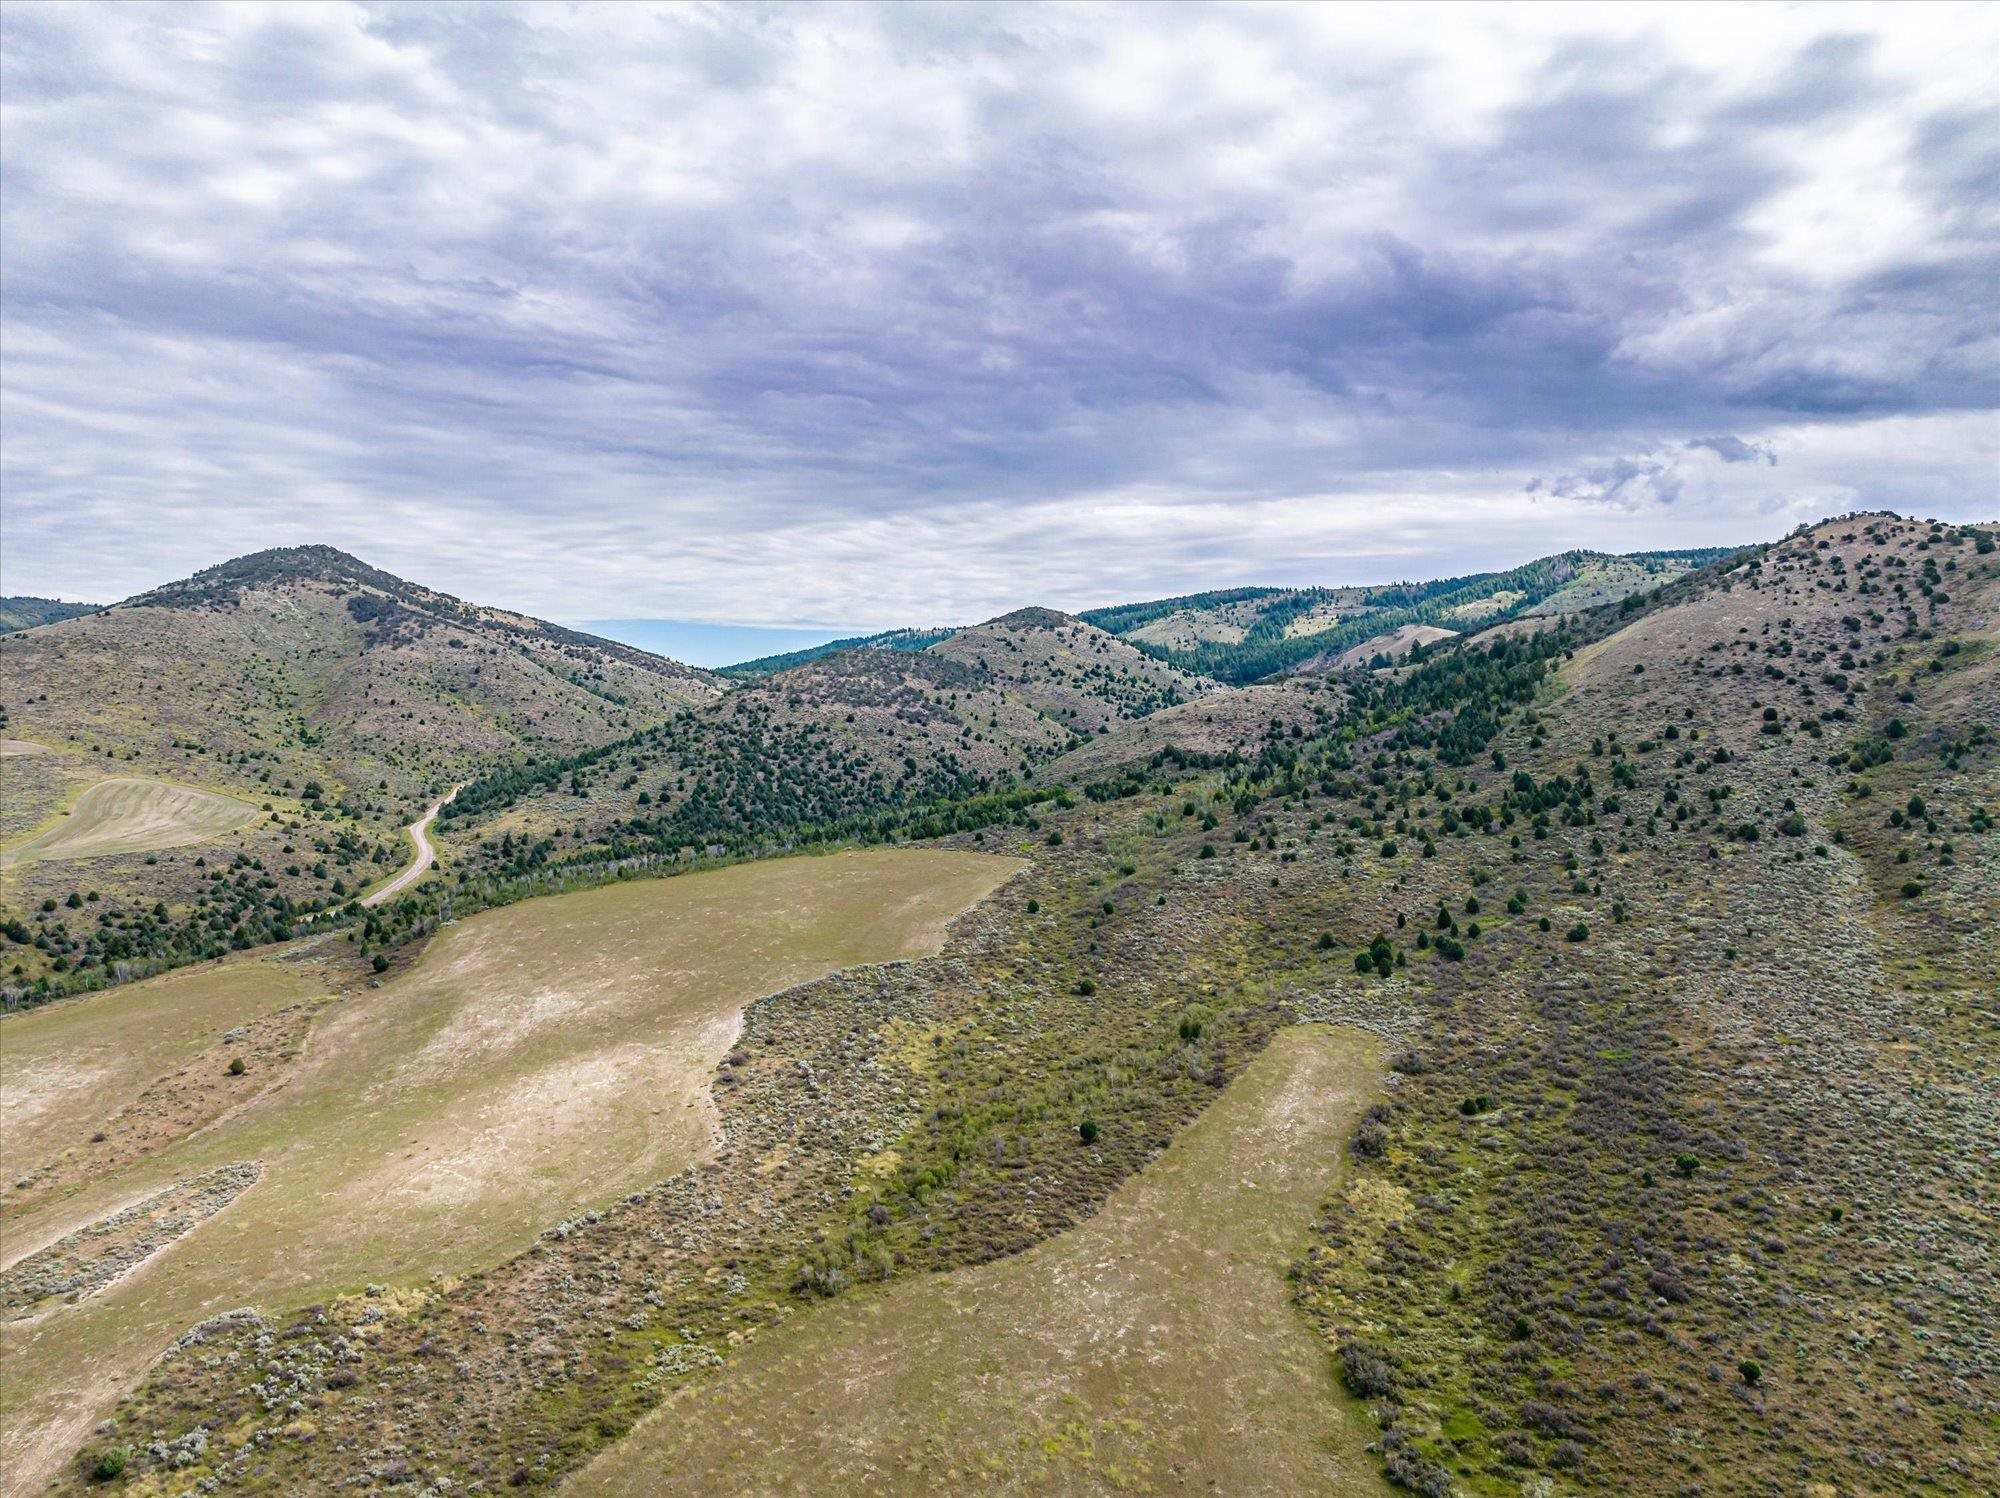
[0,847,1017,1495]
[574,1024,1389,1497]
[0,776,256,866]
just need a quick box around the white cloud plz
[1,1,1993,625]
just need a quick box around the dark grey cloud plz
[1688,436,1778,465]
[1,2,1993,624]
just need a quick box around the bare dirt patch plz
[1,955,329,1191]
[2,1006,312,1220]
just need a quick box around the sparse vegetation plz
[8,512,1995,1496]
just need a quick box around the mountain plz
[720,626,957,678]
[3,546,718,799]
[0,547,718,990]
[0,596,102,633]
[49,512,1998,1498]
[11,513,1999,1498]
[1079,547,1736,683]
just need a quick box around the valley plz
[8,11,1990,1495]
[1,513,1993,1496]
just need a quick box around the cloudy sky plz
[3,1,1995,639]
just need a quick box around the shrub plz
[1338,1339,1396,1398]
[1739,1359,1762,1386]
[1521,1399,1584,1440]
[88,1447,128,1483]
[228,1056,247,1076]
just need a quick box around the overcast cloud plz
[2,1,1994,628]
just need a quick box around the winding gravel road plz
[362,785,462,907]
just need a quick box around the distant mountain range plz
[0,527,1938,1004]
[719,547,1734,683]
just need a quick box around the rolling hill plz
[1076,547,1736,683]
[23,511,1991,1498]
[714,548,1736,688]
[432,607,1224,868]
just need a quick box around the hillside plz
[40,512,1994,1498]
[0,597,102,634]
[434,608,1221,866]
[0,547,718,998]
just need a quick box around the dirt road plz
[363,785,461,907]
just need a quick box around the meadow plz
[1,777,256,866]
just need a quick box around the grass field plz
[574,1024,1390,1496]
[0,847,1018,1495]
[0,776,257,866]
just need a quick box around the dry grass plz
[573,1024,1390,1497]
[0,847,1017,1496]
[1,777,256,866]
